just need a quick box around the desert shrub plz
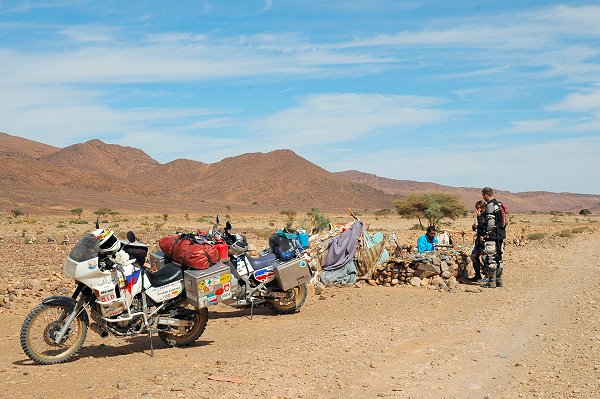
[527,232,546,240]
[11,209,24,218]
[571,226,589,234]
[162,213,169,221]
[94,208,111,216]
[409,224,422,230]
[196,217,206,223]
[557,229,572,238]
[579,209,591,216]
[69,219,89,224]
[280,210,297,229]
[373,208,392,217]
[395,192,464,229]
[57,223,67,228]
[307,208,330,233]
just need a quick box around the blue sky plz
[1,1,599,194]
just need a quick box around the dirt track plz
[1,228,599,399]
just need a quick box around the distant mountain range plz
[1,132,598,214]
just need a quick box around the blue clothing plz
[417,234,438,253]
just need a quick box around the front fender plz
[42,296,90,326]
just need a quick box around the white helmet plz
[228,234,248,255]
[93,228,121,254]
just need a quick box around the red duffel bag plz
[184,243,219,270]
[158,233,180,259]
[172,237,193,264]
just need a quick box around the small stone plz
[117,382,128,390]
[409,277,421,287]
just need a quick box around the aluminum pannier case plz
[274,257,311,291]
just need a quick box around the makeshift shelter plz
[312,218,389,285]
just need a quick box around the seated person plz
[417,226,438,253]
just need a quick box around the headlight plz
[64,258,78,277]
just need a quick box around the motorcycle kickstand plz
[148,328,154,357]
[246,298,256,321]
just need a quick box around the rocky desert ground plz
[0,211,599,399]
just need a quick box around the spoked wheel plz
[20,303,88,365]
[158,305,208,347]
[269,283,308,314]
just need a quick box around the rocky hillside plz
[0,132,597,214]
[336,170,600,213]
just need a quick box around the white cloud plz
[0,32,394,85]
[249,93,451,145]
[549,86,600,112]
[0,83,224,146]
[509,119,562,133]
[320,137,600,194]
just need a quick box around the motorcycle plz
[20,226,208,365]
[156,220,311,316]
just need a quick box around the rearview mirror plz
[126,231,136,243]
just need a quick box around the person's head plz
[475,200,486,211]
[426,225,436,238]
[481,187,494,202]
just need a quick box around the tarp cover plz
[321,259,357,284]
[323,220,363,271]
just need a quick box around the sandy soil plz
[0,213,599,399]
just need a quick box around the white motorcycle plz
[20,227,208,365]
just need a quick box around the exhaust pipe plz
[90,323,109,338]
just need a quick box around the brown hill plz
[41,139,159,178]
[0,132,597,214]
[337,170,600,213]
[190,150,395,209]
[0,132,59,158]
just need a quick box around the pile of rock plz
[0,272,72,311]
[368,250,470,291]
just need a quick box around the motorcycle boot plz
[495,267,503,288]
[468,254,483,282]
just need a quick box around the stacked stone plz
[369,251,469,291]
[0,272,72,311]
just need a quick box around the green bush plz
[527,232,546,240]
[571,226,589,234]
[69,219,89,224]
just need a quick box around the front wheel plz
[269,283,308,314]
[158,305,208,347]
[20,303,88,365]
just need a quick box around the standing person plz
[468,200,487,282]
[481,187,507,288]
[417,226,438,253]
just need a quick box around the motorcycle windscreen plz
[68,233,101,262]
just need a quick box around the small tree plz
[94,208,110,216]
[307,208,330,233]
[107,210,120,219]
[70,208,83,220]
[579,209,591,216]
[11,209,24,218]
[395,193,465,229]
[280,210,297,229]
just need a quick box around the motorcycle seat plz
[146,262,183,287]
[246,252,277,271]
